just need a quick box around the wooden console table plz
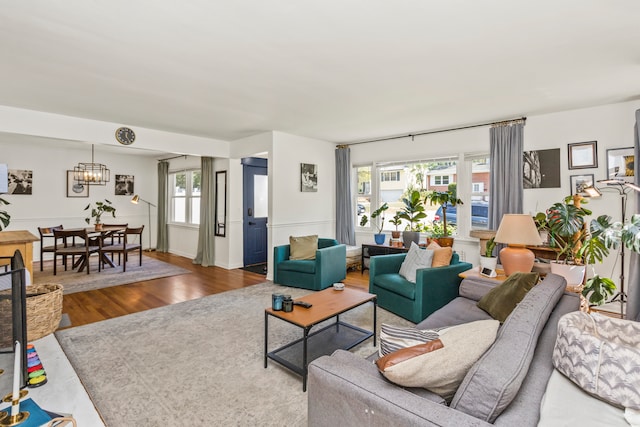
[361,243,409,274]
[0,230,38,278]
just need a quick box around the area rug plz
[33,256,191,294]
[55,282,413,426]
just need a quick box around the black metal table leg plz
[303,326,310,392]
[264,312,269,368]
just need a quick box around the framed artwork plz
[115,174,134,195]
[606,147,635,182]
[568,141,597,169]
[523,148,561,189]
[66,170,89,197]
[570,174,595,197]
[301,163,318,192]
[7,169,33,195]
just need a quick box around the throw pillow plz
[289,235,318,260]
[398,242,434,283]
[379,323,441,356]
[476,272,539,322]
[427,241,453,267]
[376,319,500,401]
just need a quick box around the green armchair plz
[273,238,346,290]
[369,252,472,323]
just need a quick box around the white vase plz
[479,256,498,271]
[550,262,585,286]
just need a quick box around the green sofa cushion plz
[277,259,316,274]
[374,274,416,300]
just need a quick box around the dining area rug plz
[33,255,191,294]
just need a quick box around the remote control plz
[293,301,312,308]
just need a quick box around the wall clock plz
[115,127,136,145]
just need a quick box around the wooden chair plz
[100,223,128,263]
[53,229,101,275]
[37,225,64,271]
[100,226,144,272]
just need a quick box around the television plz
[0,250,28,397]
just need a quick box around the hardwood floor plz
[62,251,370,328]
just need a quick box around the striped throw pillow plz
[379,323,441,357]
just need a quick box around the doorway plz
[242,157,268,268]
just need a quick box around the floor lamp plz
[131,195,156,251]
[588,179,640,316]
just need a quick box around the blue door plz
[242,158,268,266]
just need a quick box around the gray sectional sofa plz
[308,273,580,426]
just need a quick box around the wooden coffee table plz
[264,287,377,391]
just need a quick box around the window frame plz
[169,168,201,226]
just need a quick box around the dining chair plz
[53,229,101,275]
[100,226,144,272]
[37,225,64,271]
[100,223,128,263]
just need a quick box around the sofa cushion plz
[276,259,316,274]
[427,241,453,267]
[451,274,566,423]
[399,242,434,283]
[379,323,440,356]
[373,274,415,300]
[289,235,318,260]
[376,319,499,401]
[416,297,493,330]
[477,272,539,322]
[458,277,499,301]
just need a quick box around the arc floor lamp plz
[131,195,156,251]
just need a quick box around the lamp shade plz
[494,214,542,246]
[131,195,140,204]
[494,214,542,276]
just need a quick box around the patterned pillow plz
[398,242,434,283]
[379,323,441,357]
[553,311,640,410]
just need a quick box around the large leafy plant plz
[398,190,427,231]
[84,199,117,225]
[425,189,463,237]
[360,203,389,234]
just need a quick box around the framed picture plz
[568,141,597,169]
[523,148,561,189]
[301,163,318,192]
[67,170,89,197]
[7,169,33,195]
[570,174,594,197]
[115,174,134,195]
[606,147,635,182]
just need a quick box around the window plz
[355,165,372,224]
[170,169,201,225]
[432,175,451,186]
[472,183,484,192]
[469,156,490,230]
[381,171,400,182]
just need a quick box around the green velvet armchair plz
[273,238,346,290]
[369,252,472,323]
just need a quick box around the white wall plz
[0,135,158,258]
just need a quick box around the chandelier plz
[73,144,110,185]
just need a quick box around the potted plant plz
[390,212,402,239]
[425,188,463,247]
[0,197,10,231]
[360,203,389,245]
[480,237,497,271]
[397,190,427,247]
[84,199,117,230]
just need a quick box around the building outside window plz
[170,169,201,225]
[355,165,372,223]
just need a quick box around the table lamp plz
[494,214,542,276]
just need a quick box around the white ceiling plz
[1,1,639,144]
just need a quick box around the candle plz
[11,341,20,416]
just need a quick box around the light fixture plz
[494,214,543,276]
[73,144,110,185]
[131,195,156,251]
[583,186,602,198]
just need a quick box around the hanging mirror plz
[215,171,227,237]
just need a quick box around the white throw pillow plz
[398,242,434,283]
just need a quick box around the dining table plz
[67,225,126,272]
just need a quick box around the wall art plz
[523,148,560,189]
[301,163,318,192]
[568,141,597,169]
[606,147,634,182]
[67,170,89,197]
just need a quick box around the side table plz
[361,243,408,274]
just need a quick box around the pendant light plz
[73,144,110,185]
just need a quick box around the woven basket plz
[0,283,63,348]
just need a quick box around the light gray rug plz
[33,256,191,294]
[55,282,413,426]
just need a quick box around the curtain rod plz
[158,154,188,162]
[341,116,527,147]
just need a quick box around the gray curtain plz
[336,146,355,245]
[193,157,216,266]
[627,109,640,321]
[489,122,524,229]
[156,161,169,252]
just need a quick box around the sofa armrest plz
[272,245,290,283]
[315,244,347,284]
[414,261,473,321]
[308,351,492,427]
[368,253,406,291]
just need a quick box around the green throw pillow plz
[477,272,540,322]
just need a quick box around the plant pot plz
[437,237,454,247]
[402,231,420,248]
[391,231,401,239]
[373,233,386,245]
[480,256,498,271]
[94,223,103,231]
[550,262,586,286]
